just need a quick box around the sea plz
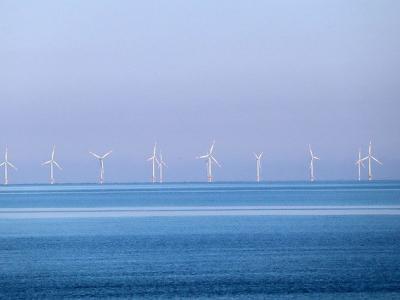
[0,181,399,299]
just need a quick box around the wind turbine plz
[89,150,112,184]
[355,148,365,181]
[147,143,159,183]
[157,151,167,183]
[42,145,62,184]
[0,147,17,185]
[309,144,319,182]
[196,141,221,182]
[361,141,382,181]
[254,152,263,182]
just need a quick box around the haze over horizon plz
[1,0,399,183]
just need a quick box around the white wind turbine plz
[157,151,167,183]
[309,144,319,182]
[42,145,62,184]
[254,152,263,182]
[89,150,112,184]
[147,143,159,183]
[0,147,17,185]
[196,141,221,182]
[361,141,382,181]
[355,148,365,181]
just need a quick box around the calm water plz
[0,181,399,299]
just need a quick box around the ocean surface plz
[0,181,399,299]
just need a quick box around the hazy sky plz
[1,0,399,183]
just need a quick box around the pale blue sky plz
[0,0,399,183]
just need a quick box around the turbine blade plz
[90,152,101,159]
[53,161,62,170]
[7,162,17,170]
[197,154,208,159]
[313,156,320,160]
[0,162,4,167]
[371,156,382,165]
[209,141,215,154]
[102,150,113,159]
[211,156,221,167]
[309,144,313,157]
[42,160,52,166]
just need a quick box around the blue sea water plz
[0,181,400,299]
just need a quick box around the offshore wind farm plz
[1,1,399,299]
[0,140,384,184]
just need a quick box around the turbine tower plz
[157,151,167,183]
[355,148,365,181]
[42,145,62,184]
[309,144,319,182]
[0,147,17,185]
[89,150,112,184]
[196,141,221,182]
[361,141,382,181]
[254,152,263,182]
[147,143,159,183]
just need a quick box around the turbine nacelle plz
[254,152,263,160]
[355,159,366,167]
[355,149,365,167]
[309,145,319,161]
[90,150,113,160]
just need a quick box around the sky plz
[0,0,399,183]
